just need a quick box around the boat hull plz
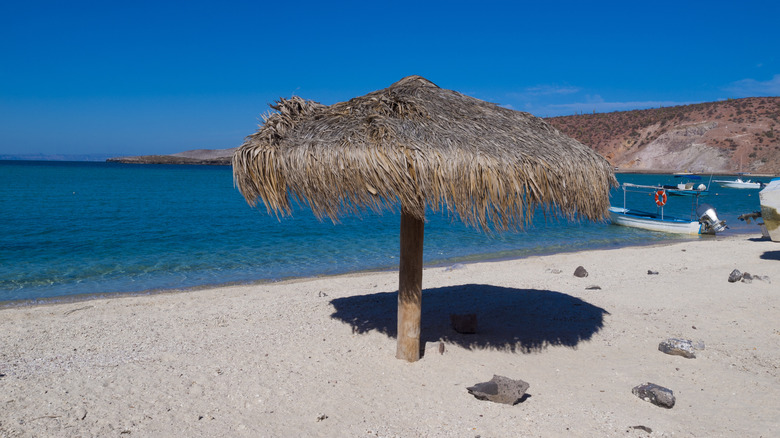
[608,207,705,235]
[714,179,762,189]
[759,178,780,242]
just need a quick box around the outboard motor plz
[696,203,727,233]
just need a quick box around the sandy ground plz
[1,235,779,437]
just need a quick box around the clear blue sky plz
[2,0,779,157]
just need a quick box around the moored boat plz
[609,207,705,234]
[609,183,726,235]
[713,178,764,189]
[663,175,709,197]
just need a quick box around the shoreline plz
[2,234,778,436]
[1,230,751,309]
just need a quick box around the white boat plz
[663,175,710,197]
[713,178,764,189]
[609,183,726,235]
[759,177,780,242]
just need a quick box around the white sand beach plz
[1,235,778,437]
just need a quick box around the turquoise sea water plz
[0,160,767,303]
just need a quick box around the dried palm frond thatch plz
[233,76,616,232]
[233,76,616,362]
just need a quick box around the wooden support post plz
[397,210,424,362]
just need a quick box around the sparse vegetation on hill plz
[546,97,780,174]
[108,98,780,175]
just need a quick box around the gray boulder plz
[573,266,589,278]
[632,383,675,409]
[467,375,529,405]
[728,269,743,282]
[658,338,696,359]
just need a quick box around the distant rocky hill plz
[108,97,780,175]
[546,97,780,174]
[107,148,236,165]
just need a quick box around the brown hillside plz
[546,97,780,174]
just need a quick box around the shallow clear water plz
[0,161,766,302]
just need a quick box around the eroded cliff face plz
[547,97,780,174]
[619,122,731,172]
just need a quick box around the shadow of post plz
[330,284,609,354]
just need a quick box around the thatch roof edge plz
[233,76,617,231]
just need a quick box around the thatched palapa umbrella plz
[233,76,617,362]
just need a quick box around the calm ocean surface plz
[0,160,767,303]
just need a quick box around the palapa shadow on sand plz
[330,284,609,354]
[760,250,780,261]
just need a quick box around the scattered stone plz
[467,375,530,405]
[451,313,477,334]
[658,338,696,358]
[585,285,601,290]
[573,266,588,278]
[317,291,328,297]
[630,425,653,433]
[740,272,771,283]
[445,263,465,272]
[438,342,446,355]
[316,414,328,422]
[632,382,675,409]
[546,268,563,274]
[647,270,659,275]
[729,269,771,284]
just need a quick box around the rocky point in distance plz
[108,97,780,175]
[107,148,236,166]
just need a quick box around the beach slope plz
[1,236,778,437]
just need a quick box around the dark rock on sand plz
[450,313,477,334]
[467,375,530,405]
[658,338,696,358]
[632,383,675,409]
[573,266,589,278]
[730,269,771,284]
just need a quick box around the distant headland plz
[105,97,780,174]
[106,148,235,165]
